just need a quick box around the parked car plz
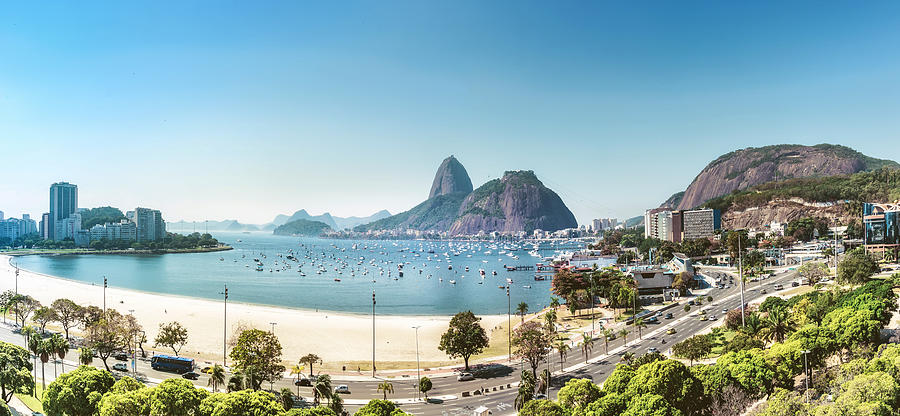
[182,372,200,380]
[334,385,351,394]
[457,372,475,381]
[112,363,128,372]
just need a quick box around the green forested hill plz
[272,219,332,236]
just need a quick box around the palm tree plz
[208,364,226,392]
[38,338,52,393]
[289,364,304,395]
[313,374,332,406]
[47,333,68,378]
[280,388,294,411]
[635,318,646,340]
[550,297,560,311]
[516,302,529,323]
[567,296,578,317]
[78,347,93,366]
[27,333,41,396]
[539,368,551,396]
[377,381,394,400]
[544,310,557,334]
[299,354,322,377]
[227,370,245,392]
[579,333,594,363]
[621,351,635,365]
[742,312,764,339]
[761,308,795,344]
[329,393,344,414]
[619,328,629,345]
[603,329,614,354]
[556,340,569,369]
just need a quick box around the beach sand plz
[0,255,505,369]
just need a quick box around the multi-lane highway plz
[0,267,801,415]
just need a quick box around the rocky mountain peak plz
[428,155,474,199]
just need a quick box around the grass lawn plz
[16,383,45,413]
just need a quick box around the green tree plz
[672,335,713,366]
[579,332,594,363]
[556,378,602,413]
[519,399,566,416]
[760,307,796,344]
[0,341,33,403]
[625,359,703,415]
[635,317,646,340]
[622,393,684,416]
[602,329,614,354]
[51,299,83,340]
[280,387,294,411]
[229,329,284,390]
[47,333,70,377]
[354,399,412,416]
[154,321,189,356]
[84,310,130,371]
[603,364,635,394]
[32,306,57,333]
[837,248,880,285]
[198,389,284,416]
[78,347,93,366]
[798,262,829,286]
[583,392,627,416]
[376,381,394,400]
[437,311,489,371]
[208,364,226,393]
[512,321,551,376]
[312,374,332,407]
[97,388,150,416]
[516,302,529,323]
[299,353,322,377]
[43,365,115,416]
[149,378,208,416]
[717,348,776,397]
[282,408,337,416]
[418,376,432,399]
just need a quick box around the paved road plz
[1,268,800,415]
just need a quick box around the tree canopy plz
[438,311,489,371]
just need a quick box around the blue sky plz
[2,1,900,225]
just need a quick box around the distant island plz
[273,219,332,236]
[3,232,231,255]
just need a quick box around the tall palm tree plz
[550,297,560,311]
[516,302,529,323]
[47,333,68,378]
[635,318,646,340]
[761,308,795,344]
[38,338,52,393]
[539,368,551,396]
[78,347,93,366]
[742,312,764,339]
[579,333,594,363]
[544,310,557,334]
[299,354,322,377]
[208,364,226,392]
[329,393,344,414]
[556,340,569,369]
[27,333,41,396]
[621,351,635,365]
[227,370,245,392]
[603,329,614,354]
[377,381,394,400]
[619,328,629,345]
[313,374,332,406]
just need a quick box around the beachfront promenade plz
[1,252,803,415]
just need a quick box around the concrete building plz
[90,220,138,241]
[56,213,82,241]
[644,208,720,242]
[49,182,78,240]
[134,207,166,242]
[682,209,720,240]
[592,218,618,233]
[627,266,680,304]
[40,213,50,239]
[864,201,900,256]
[0,210,3,220]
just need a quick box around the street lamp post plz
[506,285,511,362]
[220,284,228,367]
[802,349,811,403]
[103,276,108,313]
[129,309,136,373]
[412,325,421,401]
[372,290,376,378]
[269,322,277,335]
[738,234,745,327]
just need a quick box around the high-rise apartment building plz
[644,208,720,242]
[49,182,78,240]
[40,213,50,239]
[134,207,166,242]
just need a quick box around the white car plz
[334,385,351,394]
[457,372,475,381]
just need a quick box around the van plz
[773,284,784,290]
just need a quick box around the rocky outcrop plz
[448,171,577,235]
[429,155,473,198]
[721,199,854,230]
[672,144,898,210]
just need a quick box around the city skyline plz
[3,1,900,224]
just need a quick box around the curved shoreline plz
[3,244,233,257]
[0,254,505,364]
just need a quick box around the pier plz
[505,265,534,271]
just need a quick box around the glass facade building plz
[864,202,900,252]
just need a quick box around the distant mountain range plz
[167,209,391,233]
[357,156,577,235]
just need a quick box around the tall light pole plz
[103,276,108,313]
[13,261,19,326]
[506,285,511,362]
[412,325,421,401]
[738,233,745,327]
[269,322,277,334]
[372,290,376,378]
[220,284,228,367]
[129,309,136,372]
[833,218,839,277]
[802,349,811,403]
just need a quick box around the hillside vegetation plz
[704,168,900,214]
[272,219,332,236]
[80,206,127,229]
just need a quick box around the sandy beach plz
[0,254,506,368]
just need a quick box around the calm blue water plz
[15,232,573,315]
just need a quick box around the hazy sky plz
[2,1,900,225]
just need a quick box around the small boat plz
[449,280,456,284]
[523,285,532,289]
[334,278,341,282]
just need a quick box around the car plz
[688,300,695,306]
[774,284,784,290]
[708,315,717,320]
[647,347,659,354]
[182,372,200,380]
[646,316,658,323]
[113,352,128,361]
[334,385,351,394]
[200,366,213,374]
[761,289,768,294]
[655,311,663,317]
[666,328,677,335]
[665,313,674,319]
[722,308,729,314]
[533,394,548,400]
[294,377,312,387]
[699,316,708,321]
[32,413,45,416]
[792,282,800,287]
[457,372,475,381]
[699,310,706,315]
[112,363,128,372]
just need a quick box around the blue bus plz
[151,355,194,374]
